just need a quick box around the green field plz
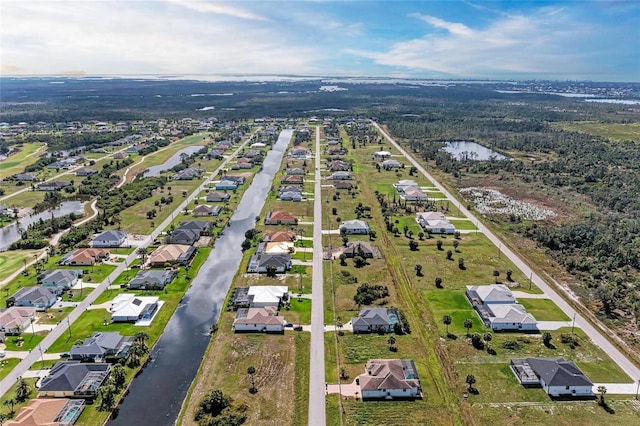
[518,298,571,321]
[0,249,40,282]
[0,143,45,179]
[552,121,640,141]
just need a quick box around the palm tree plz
[136,247,148,266]
[597,385,607,405]
[134,331,149,353]
[387,335,396,351]
[493,270,500,283]
[463,319,473,337]
[443,315,452,335]
[247,366,257,393]
[435,277,443,288]
[483,333,493,352]
[3,398,15,417]
[465,374,476,393]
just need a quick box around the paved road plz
[0,131,257,397]
[308,126,326,426]
[372,121,640,385]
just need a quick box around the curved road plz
[371,121,640,385]
[0,131,258,397]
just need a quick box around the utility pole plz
[529,272,533,290]
[571,312,576,334]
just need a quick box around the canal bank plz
[108,129,294,426]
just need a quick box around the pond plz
[108,129,293,425]
[442,141,506,161]
[0,201,85,251]
[142,146,205,177]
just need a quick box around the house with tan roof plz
[357,359,422,400]
[8,398,85,426]
[232,306,286,333]
[148,244,196,267]
[262,230,297,243]
[0,306,35,335]
[264,211,298,225]
[59,248,110,266]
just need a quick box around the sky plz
[1,0,639,81]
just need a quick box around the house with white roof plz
[232,286,289,309]
[416,212,455,234]
[110,294,160,323]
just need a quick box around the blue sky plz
[2,0,639,81]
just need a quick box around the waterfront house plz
[9,399,85,426]
[192,204,221,217]
[246,254,292,274]
[264,211,298,225]
[128,269,176,290]
[206,191,231,202]
[70,332,132,362]
[148,244,196,267]
[232,306,286,333]
[232,286,289,309]
[110,294,160,322]
[38,361,111,398]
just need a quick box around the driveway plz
[327,380,360,397]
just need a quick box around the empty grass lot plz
[518,298,570,321]
[0,249,40,281]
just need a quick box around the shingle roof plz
[526,357,593,387]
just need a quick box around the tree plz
[436,240,443,250]
[418,232,424,240]
[458,258,465,270]
[453,240,459,251]
[112,363,126,390]
[265,264,277,278]
[3,398,15,417]
[339,253,347,266]
[506,269,513,281]
[97,379,116,411]
[134,331,149,352]
[446,250,453,260]
[443,315,452,335]
[195,389,231,421]
[414,264,423,277]
[493,270,500,283]
[435,277,443,288]
[353,255,367,268]
[15,378,30,402]
[463,319,473,336]
[247,366,257,393]
[465,374,476,392]
[387,335,396,352]
[137,247,148,265]
[471,333,484,349]
[597,385,607,405]
[542,331,553,347]
[454,231,461,239]
[483,333,493,352]
[409,240,419,251]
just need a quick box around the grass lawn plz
[425,290,486,336]
[518,298,571,321]
[458,362,549,403]
[0,249,40,281]
[0,143,45,180]
[0,189,46,209]
[0,377,38,417]
[287,296,311,325]
[4,333,46,351]
[0,358,22,380]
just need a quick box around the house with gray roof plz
[466,284,537,331]
[92,230,127,248]
[328,171,352,180]
[466,284,516,305]
[38,361,111,398]
[38,181,72,191]
[7,287,57,311]
[342,241,377,259]
[128,269,176,290]
[70,332,132,362]
[357,359,422,400]
[351,308,399,334]
[215,179,238,191]
[38,269,81,295]
[14,172,38,181]
[339,220,370,235]
[247,254,292,274]
[510,358,593,397]
[206,191,231,202]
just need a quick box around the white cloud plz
[360,9,595,77]
[164,0,269,21]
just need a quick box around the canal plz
[109,129,293,425]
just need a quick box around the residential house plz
[394,180,419,194]
[75,168,97,177]
[510,358,594,397]
[278,189,303,202]
[334,181,353,191]
[112,152,128,159]
[250,142,266,148]
[172,167,202,180]
[192,204,221,217]
[381,160,402,169]
[232,306,286,333]
[38,361,111,398]
[206,191,231,202]
[176,220,213,235]
[264,211,298,225]
[286,168,305,175]
[255,241,294,255]
[7,287,57,311]
[466,284,517,305]
[206,149,224,160]
[328,171,352,180]
[351,308,398,334]
[9,398,85,426]
[129,269,176,290]
[110,293,160,322]
[288,147,310,158]
[339,220,370,235]
[215,179,238,191]
[357,359,422,400]
[37,181,72,191]
[327,147,347,156]
[14,172,37,181]
[224,175,246,184]
[329,160,350,172]
[59,248,110,266]
[342,241,376,258]
[247,254,292,274]
[373,151,392,159]
[232,286,289,309]
[416,212,456,234]
[466,284,537,331]
[148,244,196,267]
[0,307,36,335]
[281,175,304,185]
[402,188,428,202]
[70,332,132,362]
[38,270,81,294]
[231,159,253,170]
[92,230,127,248]
[262,230,296,243]
[169,228,200,245]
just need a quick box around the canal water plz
[109,129,293,426]
[0,201,85,251]
[142,146,206,177]
[442,140,506,161]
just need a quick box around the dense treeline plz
[380,104,640,324]
[9,213,79,250]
